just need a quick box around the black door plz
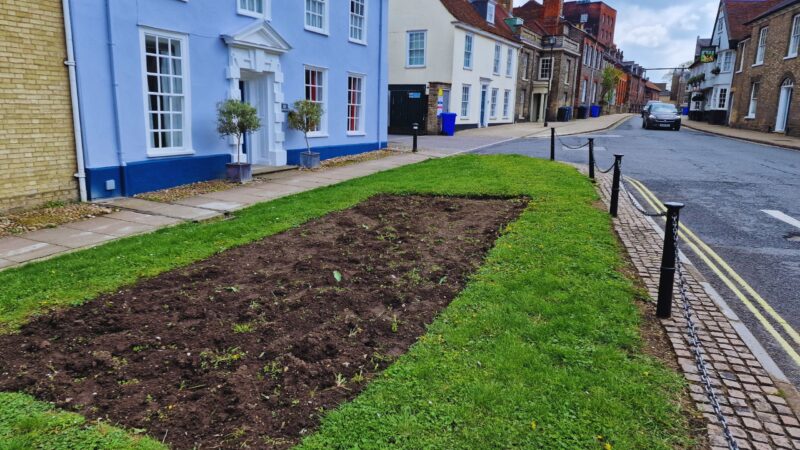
[389,84,428,135]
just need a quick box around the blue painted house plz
[68,0,388,199]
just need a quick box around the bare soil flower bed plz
[0,195,526,449]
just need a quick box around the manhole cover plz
[785,232,800,242]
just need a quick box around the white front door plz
[776,80,793,133]
[241,73,273,165]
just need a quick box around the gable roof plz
[440,0,518,41]
[723,0,785,41]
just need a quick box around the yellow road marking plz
[625,177,800,366]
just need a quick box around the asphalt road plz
[475,117,800,387]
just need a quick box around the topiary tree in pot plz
[287,100,324,169]
[217,99,261,183]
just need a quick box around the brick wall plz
[425,82,451,135]
[0,1,78,212]
[730,3,800,136]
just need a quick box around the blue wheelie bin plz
[441,112,457,136]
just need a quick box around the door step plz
[252,165,299,176]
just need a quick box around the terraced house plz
[0,1,81,211]
[388,0,520,135]
[66,0,388,199]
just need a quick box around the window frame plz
[538,57,552,80]
[487,1,496,23]
[493,44,502,75]
[237,0,270,20]
[721,51,733,72]
[304,65,328,137]
[305,0,329,35]
[139,27,193,158]
[460,84,471,118]
[565,59,572,85]
[747,82,759,118]
[754,27,768,65]
[502,89,511,118]
[506,47,514,77]
[406,30,427,68]
[788,14,800,58]
[349,0,367,45]
[346,73,366,136]
[521,51,529,80]
[737,41,747,73]
[717,87,728,109]
[490,88,499,118]
[464,34,474,70]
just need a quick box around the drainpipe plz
[105,0,127,196]
[61,0,87,202]
[376,0,385,147]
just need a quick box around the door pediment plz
[222,21,291,54]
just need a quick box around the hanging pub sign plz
[699,47,717,63]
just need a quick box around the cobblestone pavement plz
[590,167,800,450]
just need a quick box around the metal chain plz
[554,130,590,149]
[595,161,616,174]
[673,220,739,450]
[619,178,667,217]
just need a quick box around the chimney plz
[542,0,563,36]
[496,0,513,13]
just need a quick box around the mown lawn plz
[0,155,694,449]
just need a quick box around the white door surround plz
[775,79,793,133]
[223,21,292,166]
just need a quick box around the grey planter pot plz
[226,163,252,183]
[300,151,321,169]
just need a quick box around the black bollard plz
[609,154,623,217]
[588,138,595,180]
[412,123,419,153]
[550,128,555,161]
[657,202,685,318]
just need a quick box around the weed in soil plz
[0,194,526,449]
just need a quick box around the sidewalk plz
[0,152,429,271]
[683,119,800,151]
[388,113,633,157]
[591,167,800,450]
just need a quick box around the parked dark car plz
[642,103,681,131]
[641,100,662,118]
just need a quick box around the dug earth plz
[0,194,527,449]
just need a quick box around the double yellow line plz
[626,177,800,366]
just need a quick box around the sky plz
[512,0,720,79]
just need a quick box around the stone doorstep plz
[588,167,800,449]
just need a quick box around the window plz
[304,67,326,134]
[305,0,327,33]
[789,15,800,57]
[493,44,502,74]
[592,82,597,102]
[142,30,190,155]
[503,90,511,118]
[565,59,571,84]
[747,82,759,117]
[521,52,529,80]
[460,84,471,117]
[464,34,474,69]
[490,88,498,118]
[238,0,267,18]
[738,42,747,72]
[722,51,732,72]
[580,79,587,102]
[755,27,768,64]
[717,87,727,109]
[487,1,496,23]
[506,48,513,76]
[519,89,526,117]
[580,13,588,23]
[717,16,723,34]
[407,31,426,67]
[539,57,552,79]
[349,0,366,43]
[347,75,364,134]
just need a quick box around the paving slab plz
[63,217,156,237]
[107,198,219,221]
[0,258,15,269]
[105,210,182,227]
[200,190,267,205]
[24,227,117,249]
[173,197,245,212]
[0,236,70,262]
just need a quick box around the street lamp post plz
[544,36,557,127]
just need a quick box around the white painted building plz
[388,0,520,134]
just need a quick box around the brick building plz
[508,17,551,122]
[730,0,800,136]
[0,1,79,211]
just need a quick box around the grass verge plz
[0,155,694,449]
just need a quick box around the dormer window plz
[487,1,496,24]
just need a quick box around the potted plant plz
[710,66,721,76]
[217,99,261,183]
[287,100,324,169]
